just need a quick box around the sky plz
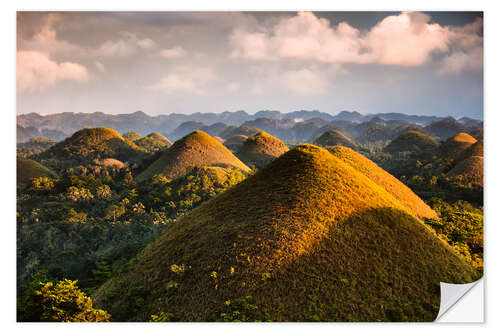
[16,11,483,119]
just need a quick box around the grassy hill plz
[219,125,261,139]
[448,156,484,186]
[137,130,250,181]
[17,158,56,185]
[455,140,483,164]
[134,132,173,152]
[223,135,248,152]
[236,132,289,168]
[94,144,477,322]
[439,133,477,160]
[123,131,143,141]
[327,146,437,219]
[36,127,147,169]
[384,131,438,154]
[313,130,358,149]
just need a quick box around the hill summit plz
[439,132,477,159]
[36,127,146,169]
[137,130,250,181]
[94,144,477,322]
[17,158,56,185]
[313,130,357,149]
[236,131,289,168]
[384,130,438,154]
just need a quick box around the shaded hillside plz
[35,127,147,170]
[123,131,143,141]
[17,158,56,186]
[219,125,261,139]
[439,133,477,160]
[424,117,465,140]
[137,130,250,181]
[236,132,289,168]
[223,135,248,152]
[384,131,438,154]
[17,137,56,158]
[313,130,357,149]
[94,145,477,322]
[134,132,173,153]
[456,140,483,163]
[448,156,483,186]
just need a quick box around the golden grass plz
[236,131,289,168]
[439,132,477,159]
[123,131,143,141]
[327,146,438,219]
[313,130,357,149]
[137,130,250,181]
[94,144,477,322]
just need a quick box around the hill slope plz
[223,135,248,152]
[17,158,56,185]
[137,130,250,181]
[94,145,477,322]
[439,133,477,159]
[134,132,173,152]
[313,130,358,148]
[384,131,438,154]
[236,132,289,168]
[327,146,437,219]
[448,156,484,186]
[36,127,146,169]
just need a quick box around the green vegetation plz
[35,127,148,170]
[16,120,483,322]
[93,145,478,322]
[236,131,289,168]
[134,132,172,153]
[18,270,110,322]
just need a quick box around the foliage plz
[19,271,110,322]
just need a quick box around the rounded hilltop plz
[94,144,478,322]
[384,130,438,154]
[313,130,358,149]
[236,131,289,168]
[137,130,250,181]
[439,132,477,159]
[219,125,261,139]
[36,127,147,169]
[17,158,56,185]
[122,131,143,141]
[134,132,172,152]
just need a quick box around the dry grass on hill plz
[94,144,477,322]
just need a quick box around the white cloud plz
[226,82,240,92]
[147,66,217,95]
[94,61,105,72]
[97,31,157,57]
[159,46,187,59]
[229,11,483,73]
[281,68,331,96]
[17,51,88,92]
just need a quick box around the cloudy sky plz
[16,11,483,119]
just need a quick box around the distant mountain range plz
[17,110,481,143]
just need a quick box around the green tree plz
[20,272,110,322]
